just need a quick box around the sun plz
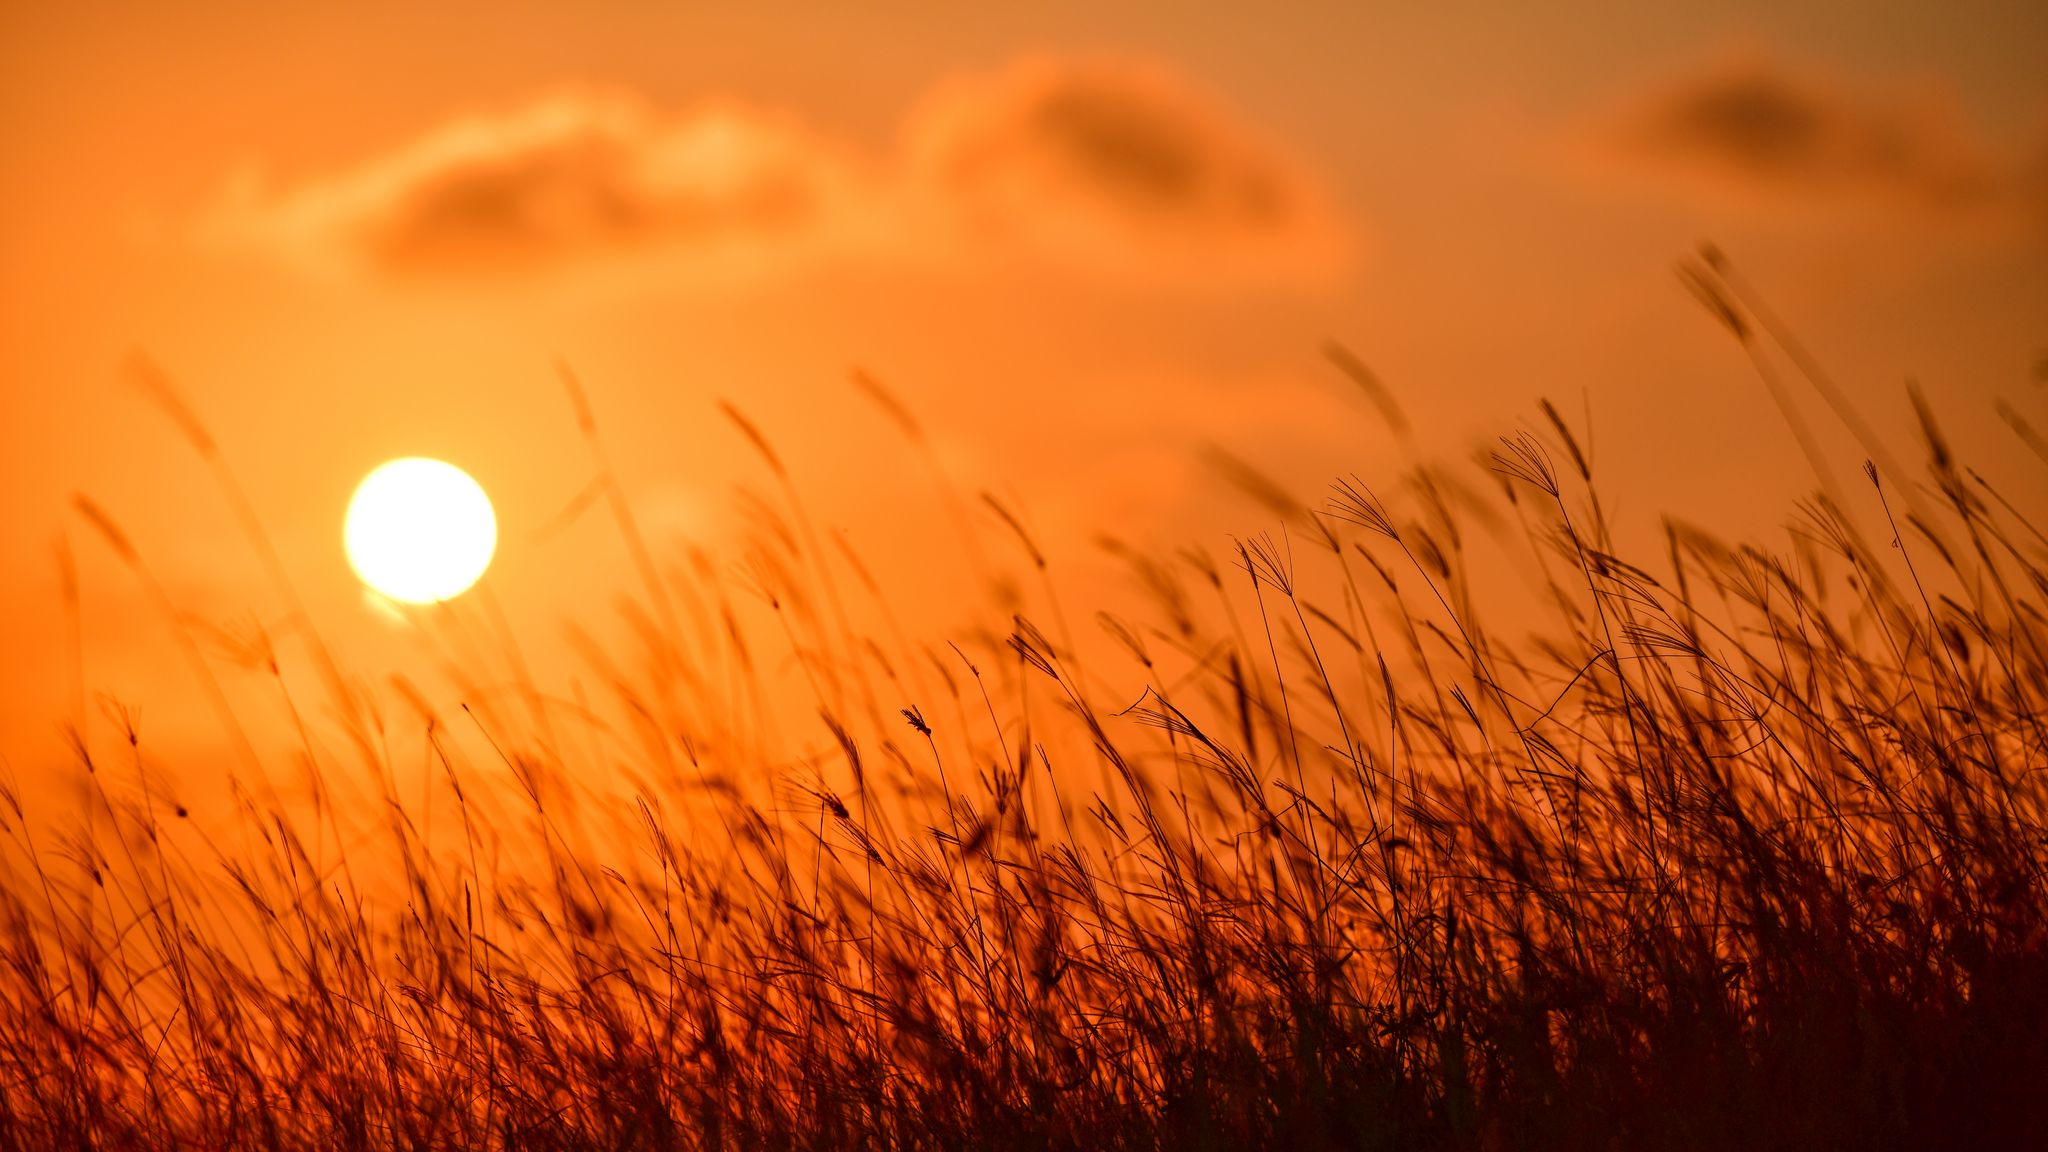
[344,458,497,604]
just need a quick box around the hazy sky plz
[3,0,2044,769]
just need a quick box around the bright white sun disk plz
[345,458,497,604]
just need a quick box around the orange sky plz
[3,1,2045,777]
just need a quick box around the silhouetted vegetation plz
[3,256,2044,1149]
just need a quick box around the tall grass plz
[3,259,2044,1150]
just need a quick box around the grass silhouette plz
[2,255,2044,1150]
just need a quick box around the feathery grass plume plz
[1203,444,1307,521]
[719,399,790,480]
[852,368,925,443]
[1998,398,2048,469]
[1329,475,1399,539]
[981,491,1048,571]
[1537,397,1592,483]
[1323,340,1410,440]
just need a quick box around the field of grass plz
[3,255,2045,1149]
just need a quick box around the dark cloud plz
[1603,54,2042,222]
[211,92,857,279]
[208,59,1351,286]
[360,119,814,275]
[905,57,1348,281]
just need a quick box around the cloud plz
[1590,52,2045,226]
[900,56,1350,283]
[204,57,1350,287]
[207,90,863,280]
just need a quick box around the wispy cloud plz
[203,56,1351,288]
[1582,50,2045,229]
[901,55,1349,284]
[206,90,863,280]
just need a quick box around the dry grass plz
[3,259,2045,1150]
